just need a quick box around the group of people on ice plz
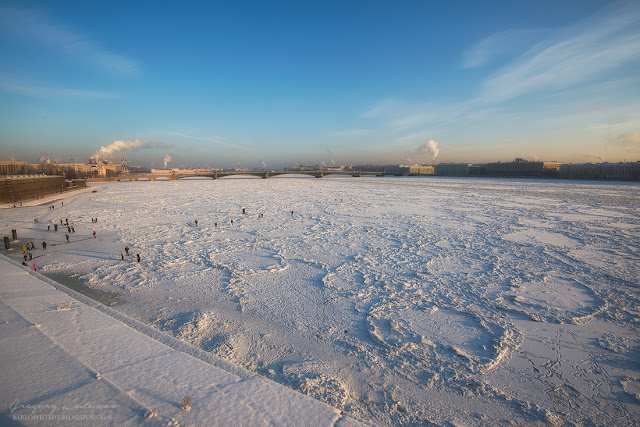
[43,217,96,242]
[21,241,43,270]
[190,208,276,230]
[120,245,141,263]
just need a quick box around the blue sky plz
[1,0,639,169]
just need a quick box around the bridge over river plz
[177,170,386,179]
[87,170,386,182]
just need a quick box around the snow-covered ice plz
[0,255,361,426]
[2,176,639,425]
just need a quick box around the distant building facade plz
[1,160,123,178]
[559,162,640,180]
[435,163,472,176]
[385,165,434,176]
[486,159,561,177]
[0,161,28,175]
[469,164,488,176]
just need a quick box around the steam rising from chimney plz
[416,140,440,164]
[163,154,172,168]
[91,139,146,161]
[90,139,173,163]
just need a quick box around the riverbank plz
[0,254,365,426]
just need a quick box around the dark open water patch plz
[42,271,123,306]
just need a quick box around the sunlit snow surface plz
[7,177,640,425]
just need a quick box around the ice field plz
[2,176,639,425]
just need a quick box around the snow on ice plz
[1,176,639,425]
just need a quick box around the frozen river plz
[2,176,639,425]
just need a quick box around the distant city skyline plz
[1,1,639,169]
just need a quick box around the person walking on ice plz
[65,234,69,243]
[195,219,198,226]
[121,250,125,260]
[136,253,141,263]
[93,231,96,238]
[125,246,129,256]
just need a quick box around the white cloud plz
[461,29,546,69]
[478,2,640,104]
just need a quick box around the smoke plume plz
[163,154,172,168]
[611,131,640,149]
[585,153,605,163]
[325,145,336,166]
[416,140,440,163]
[90,139,173,162]
[91,139,146,161]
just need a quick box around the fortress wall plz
[0,176,67,203]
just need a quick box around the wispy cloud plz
[363,98,477,133]
[149,140,173,149]
[0,78,119,99]
[394,130,436,145]
[478,2,640,104]
[361,1,640,156]
[329,128,372,137]
[361,98,402,118]
[461,29,547,69]
[0,6,140,76]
